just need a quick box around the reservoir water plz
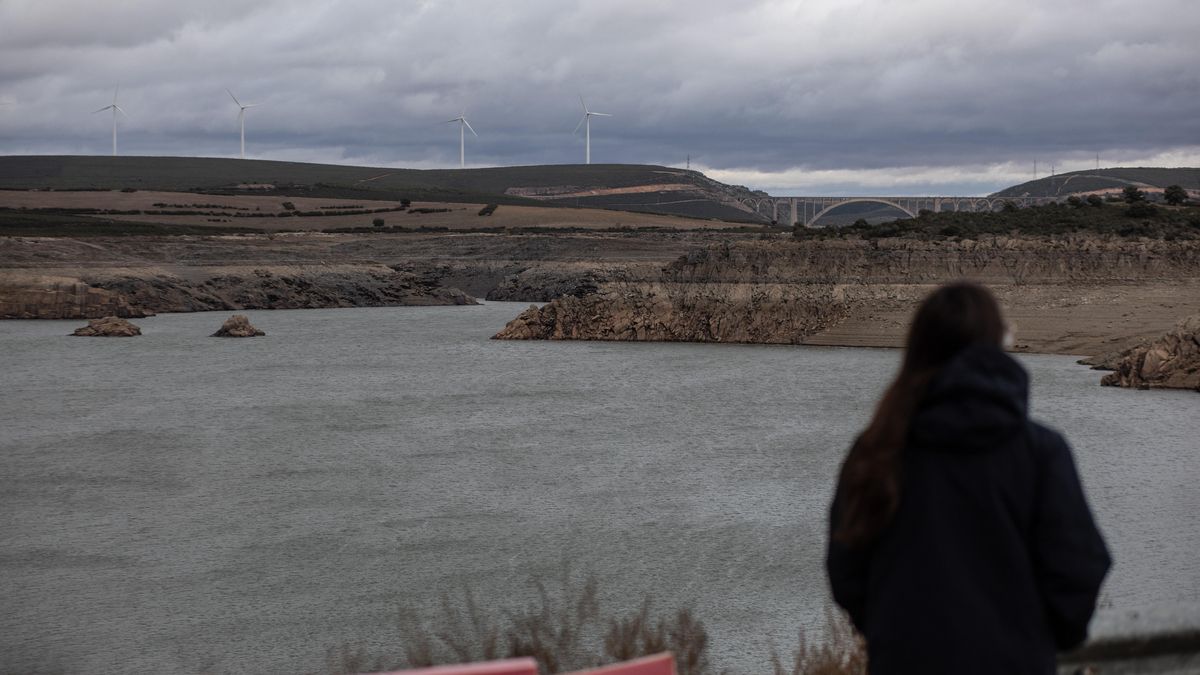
[2,302,1198,674]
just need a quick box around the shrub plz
[373,218,385,227]
[400,199,412,208]
[1086,194,1104,207]
[478,204,499,217]
[119,187,137,193]
[1002,201,1018,212]
[1066,195,1083,208]
[1164,184,1187,206]
[1125,202,1158,218]
[1122,186,1146,203]
[281,201,297,211]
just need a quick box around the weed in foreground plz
[325,573,864,675]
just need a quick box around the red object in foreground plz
[565,653,676,675]
[370,653,675,675]
[374,658,538,675]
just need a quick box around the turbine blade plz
[591,111,612,117]
[243,103,260,109]
[114,105,128,117]
[573,115,586,134]
[463,119,477,137]
[227,89,242,107]
[579,94,588,113]
[113,84,119,104]
[92,105,112,114]
[444,118,461,124]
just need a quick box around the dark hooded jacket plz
[826,344,1111,674]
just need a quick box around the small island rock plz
[212,314,265,337]
[71,316,141,337]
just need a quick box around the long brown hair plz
[834,282,1007,547]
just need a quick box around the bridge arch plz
[807,198,917,227]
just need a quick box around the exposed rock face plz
[71,316,141,337]
[2,265,476,319]
[493,238,1200,349]
[212,314,265,337]
[487,268,603,301]
[0,278,154,320]
[1098,316,1200,391]
[494,282,853,343]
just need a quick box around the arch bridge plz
[736,195,1044,228]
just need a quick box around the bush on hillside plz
[1164,185,1188,206]
[1126,202,1158,218]
[1122,186,1146,203]
[1086,195,1105,207]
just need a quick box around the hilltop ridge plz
[0,155,766,222]
[992,167,1200,199]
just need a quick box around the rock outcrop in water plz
[1097,316,1200,391]
[212,314,265,337]
[71,316,141,337]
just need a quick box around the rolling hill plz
[0,155,766,223]
[991,167,1200,199]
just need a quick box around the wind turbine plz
[227,89,259,159]
[92,86,127,156]
[444,111,477,168]
[574,96,611,165]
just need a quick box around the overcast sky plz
[1,0,1198,195]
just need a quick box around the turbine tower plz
[444,111,477,168]
[574,96,611,165]
[92,86,127,156]
[227,89,259,159]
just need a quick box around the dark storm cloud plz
[1,0,1197,194]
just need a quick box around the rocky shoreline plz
[0,263,475,319]
[493,238,1200,389]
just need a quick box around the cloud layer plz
[1,0,1198,195]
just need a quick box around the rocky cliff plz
[495,282,853,343]
[1,264,475,319]
[1,276,154,320]
[1095,316,1200,391]
[493,237,1200,355]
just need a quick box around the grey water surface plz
[2,302,1197,674]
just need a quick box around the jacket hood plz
[909,343,1029,452]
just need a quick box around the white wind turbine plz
[92,86,127,156]
[227,89,260,159]
[574,95,611,165]
[444,111,477,168]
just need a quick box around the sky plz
[1,0,1198,196]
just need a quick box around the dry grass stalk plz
[326,575,864,675]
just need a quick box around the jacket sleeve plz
[1029,427,1112,650]
[826,480,871,633]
